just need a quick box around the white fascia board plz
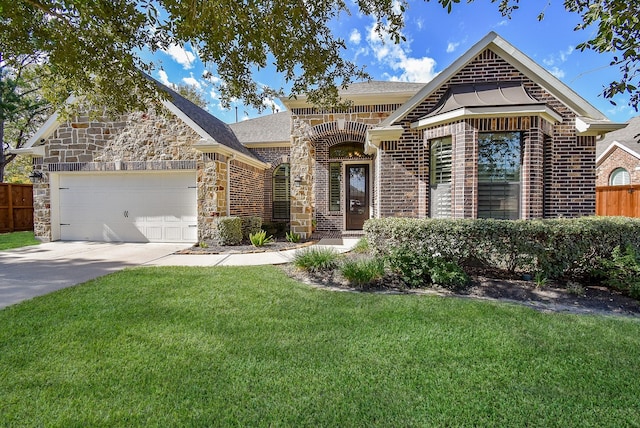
[243,141,291,149]
[7,146,46,157]
[411,105,563,130]
[365,125,404,154]
[24,95,76,149]
[193,139,269,169]
[596,141,640,165]
[575,116,628,136]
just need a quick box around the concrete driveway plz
[0,241,188,310]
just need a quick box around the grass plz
[0,231,40,251]
[1,265,639,426]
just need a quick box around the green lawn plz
[1,266,639,426]
[0,231,40,251]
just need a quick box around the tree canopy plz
[0,0,638,115]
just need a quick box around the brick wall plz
[229,160,264,218]
[249,146,291,222]
[597,147,640,186]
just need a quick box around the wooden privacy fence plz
[596,185,640,218]
[0,183,34,233]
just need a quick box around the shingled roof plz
[229,111,291,145]
[596,116,640,159]
[156,81,258,160]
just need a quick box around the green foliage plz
[351,237,370,254]
[293,247,340,272]
[385,246,468,289]
[285,231,301,243]
[213,216,242,246]
[249,230,274,247]
[365,217,640,282]
[534,271,548,289]
[599,245,640,299]
[340,256,385,288]
[0,0,405,114]
[241,216,262,241]
[263,221,288,238]
[429,259,469,290]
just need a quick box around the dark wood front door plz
[346,164,369,230]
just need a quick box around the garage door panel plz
[58,172,197,243]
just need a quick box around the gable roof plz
[378,32,622,135]
[596,116,640,163]
[19,77,267,168]
[229,111,291,146]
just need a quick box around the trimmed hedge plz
[364,217,640,281]
[241,216,262,241]
[212,216,243,246]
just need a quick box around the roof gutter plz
[575,117,628,136]
[365,125,404,154]
[193,139,269,169]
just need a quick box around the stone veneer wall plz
[33,109,227,241]
[382,48,596,219]
[597,147,640,186]
[249,147,291,222]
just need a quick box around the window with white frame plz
[609,168,631,186]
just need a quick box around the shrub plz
[263,221,288,238]
[241,216,262,241]
[249,230,273,247]
[286,231,301,243]
[386,246,434,288]
[293,247,340,272]
[364,216,640,282]
[212,216,242,246]
[429,259,470,290]
[598,245,640,299]
[340,256,385,288]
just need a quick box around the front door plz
[345,164,369,230]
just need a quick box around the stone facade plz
[32,108,265,242]
[597,147,640,186]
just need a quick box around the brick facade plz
[597,147,640,186]
[287,48,600,235]
[249,147,291,222]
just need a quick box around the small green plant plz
[534,271,548,288]
[429,259,469,289]
[286,231,301,243]
[386,247,434,288]
[351,237,370,254]
[249,230,274,247]
[199,241,209,249]
[566,281,586,296]
[293,247,340,272]
[340,256,385,288]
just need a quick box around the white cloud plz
[162,44,196,70]
[262,97,283,113]
[446,41,460,53]
[182,73,203,90]
[350,29,362,45]
[157,69,172,86]
[367,24,437,83]
[549,66,565,79]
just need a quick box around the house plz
[596,116,640,186]
[17,32,625,243]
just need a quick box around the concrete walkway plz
[0,238,358,309]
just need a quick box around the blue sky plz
[149,1,635,124]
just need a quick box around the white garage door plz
[58,172,197,243]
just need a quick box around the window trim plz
[272,163,290,220]
[609,167,631,186]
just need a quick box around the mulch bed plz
[175,239,316,255]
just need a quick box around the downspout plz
[226,154,235,216]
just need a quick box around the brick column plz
[290,120,314,238]
[452,120,477,218]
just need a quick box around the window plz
[478,132,522,220]
[430,137,452,218]
[329,142,366,158]
[610,168,631,186]
[273,164,290,220]
[329,162,341,211]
